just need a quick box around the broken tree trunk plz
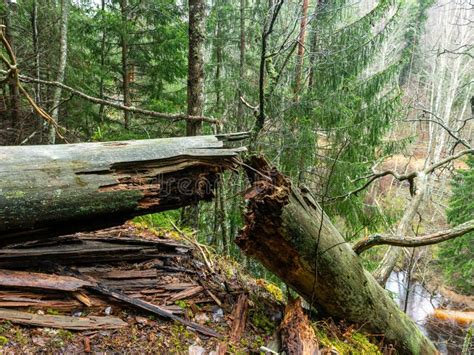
[236,157,437,354]
[0,133,246,245]
[280,297,318,355]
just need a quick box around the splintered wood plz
[280,298,319,355]
[0,224,219,337]
[0,309,127,330]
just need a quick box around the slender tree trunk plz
[186,0,205,136]
[293,0,309,97]
[48,0,69,144]
[308,0,323,88]
[120,0,131,129]
[373,173,428,286]
[98,0,107,123]
[32,0,42,142]
[182,0,206,228]
[237,0,245,131]
[2,0,20,144]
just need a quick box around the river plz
[386,271,471,354]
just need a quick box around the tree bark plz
[236,157,437,355]
[307,0,323,89]
[0,134,246,245]
[293,0,309,97]
[1,0,20,144]
[373,173,428,286]
[120,0,131,129]
[48,0,69,144]
[237,0,246,131]
[98,0,107,123]
[31,0,42,142]
[186,0,205,136]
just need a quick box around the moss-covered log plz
[236,157,437,354]
[0,133,246,245]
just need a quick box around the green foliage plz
[275,0,414,234]
[438,156,474,294]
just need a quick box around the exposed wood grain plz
[280,297,318,355]
[229,294,249,343]
[0,133,247,244]
[236,157,437,355]
[167,286,204,303]
[0,269,93,291]
[0,308,126,330]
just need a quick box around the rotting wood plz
[236,157,437,355]
[229,294,249,343]
[0,269,93,291]
[0,236,190,268]
[85,280,221,338]
[0,308,126,330]
[167,286,204,303]
[0,133,247,245]
[280,297,318,355]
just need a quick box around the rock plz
[211,307,224,322]
[188,344,206,355]
[194,312,210,325]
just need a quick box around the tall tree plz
[293,0,309,97]
[48,0,69,144]
[119,0,131,129]
[186,0,205,136]
[1,0,20,144]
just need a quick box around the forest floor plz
[0,223,382,354]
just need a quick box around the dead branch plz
[331,148,474,200]
[0,70,218,124]
[353,219,474,254]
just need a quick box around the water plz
[385,270,442,334]
[385,271,471,354]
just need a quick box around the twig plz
[168,218,215,273]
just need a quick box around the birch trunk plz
[48,0,69,144]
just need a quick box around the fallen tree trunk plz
[0,133,246,245]
[236,157,437,354]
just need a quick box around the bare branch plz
[331,149,474,201]
[353,220,474,254]
[0,70,218,124]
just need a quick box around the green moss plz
[315,324,381,354]
[0,336,8,347]
[46,308,60,315]
[3,190,26,199]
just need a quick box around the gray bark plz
[186,0,205,136]
[0,134,246,245]
[48,0,69,144]
[236,157,437,354]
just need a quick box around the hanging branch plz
[0,25,217,127]
[1,72,219,124]
[353,220,474,254]
[0,25,66,141]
